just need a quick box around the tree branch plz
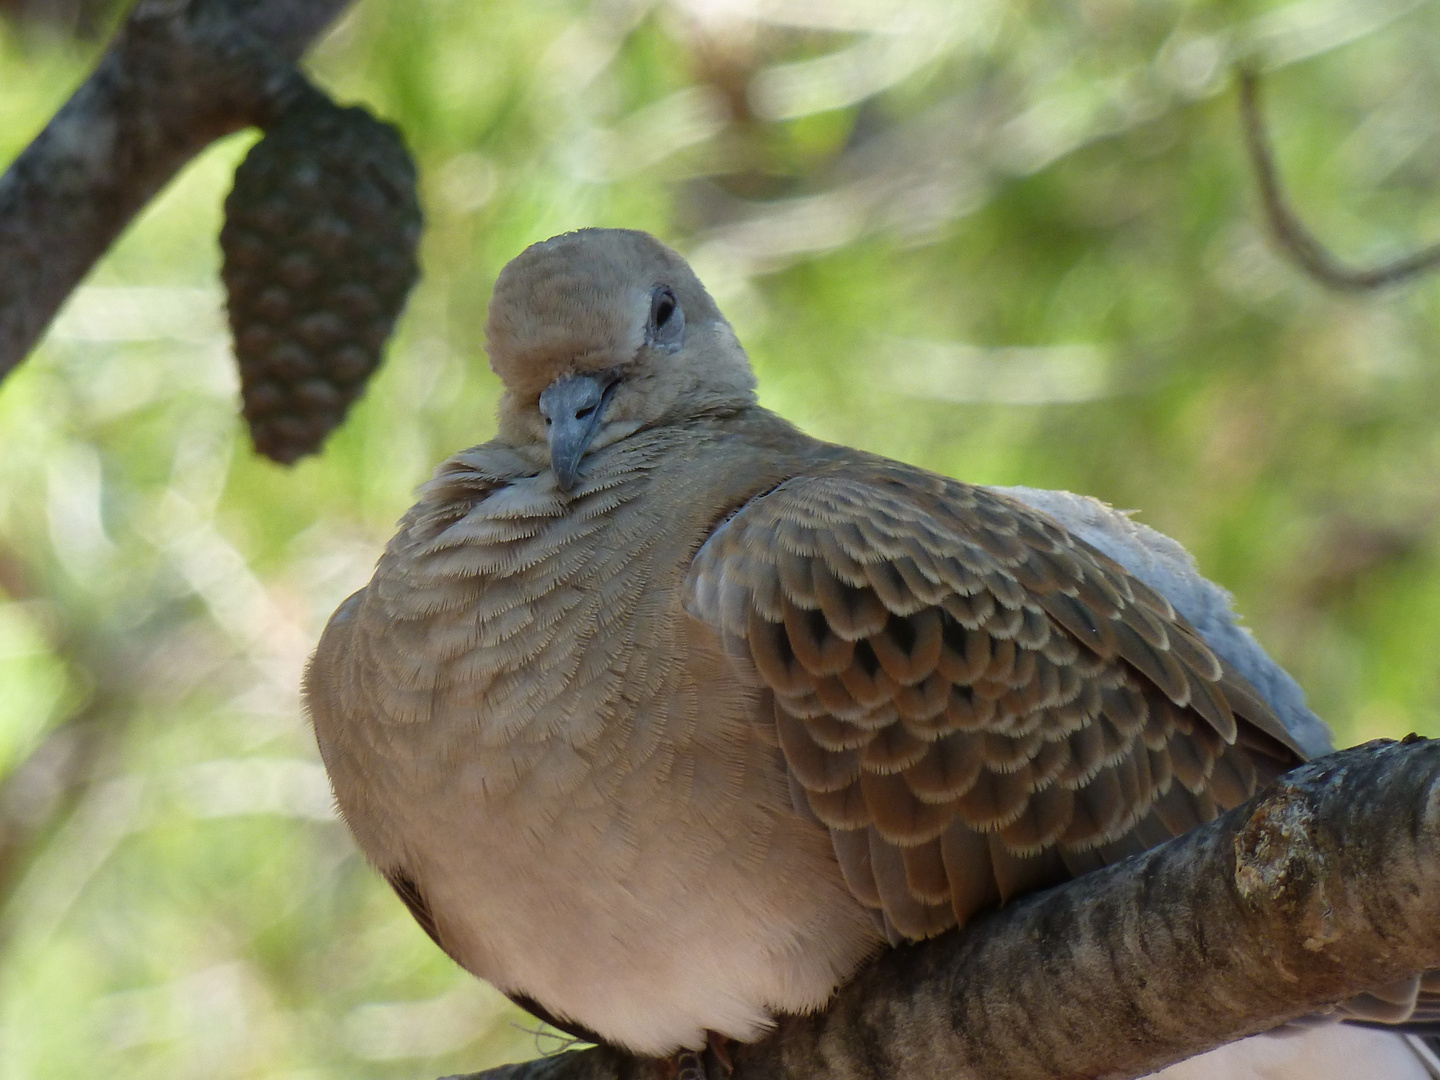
[443,738,1440,1080]
[1238,66,1440,292]
[0,0,356,377]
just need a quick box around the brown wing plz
[684,460,1304,940]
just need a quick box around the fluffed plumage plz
[304,228,1436,1076]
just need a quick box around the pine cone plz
[221,91,422,464]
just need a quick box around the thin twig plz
[1238,66,1440,291]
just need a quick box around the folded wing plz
[685,459,1304,940]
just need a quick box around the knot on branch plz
[1234,780,1336,952]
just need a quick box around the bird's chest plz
[317,436,881,1052]
[357,465,756,854]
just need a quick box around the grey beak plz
[539,373,617,492]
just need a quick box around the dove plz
[305,227,1438,1078]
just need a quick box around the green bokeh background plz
[2,0,1440,1076]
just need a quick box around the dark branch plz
[0,0,355,377]
[1238,66,1440,292]
[444,738,1440,1080]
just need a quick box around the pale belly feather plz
[405,759,878,1054]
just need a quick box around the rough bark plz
[443,738,1440,1080]
[0,0,355,376]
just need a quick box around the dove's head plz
[486,228,756,490]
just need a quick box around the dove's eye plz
[648,285,684,348]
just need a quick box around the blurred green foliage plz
[1,0,1440,1076]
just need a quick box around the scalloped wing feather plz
[685,462,1304,938]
